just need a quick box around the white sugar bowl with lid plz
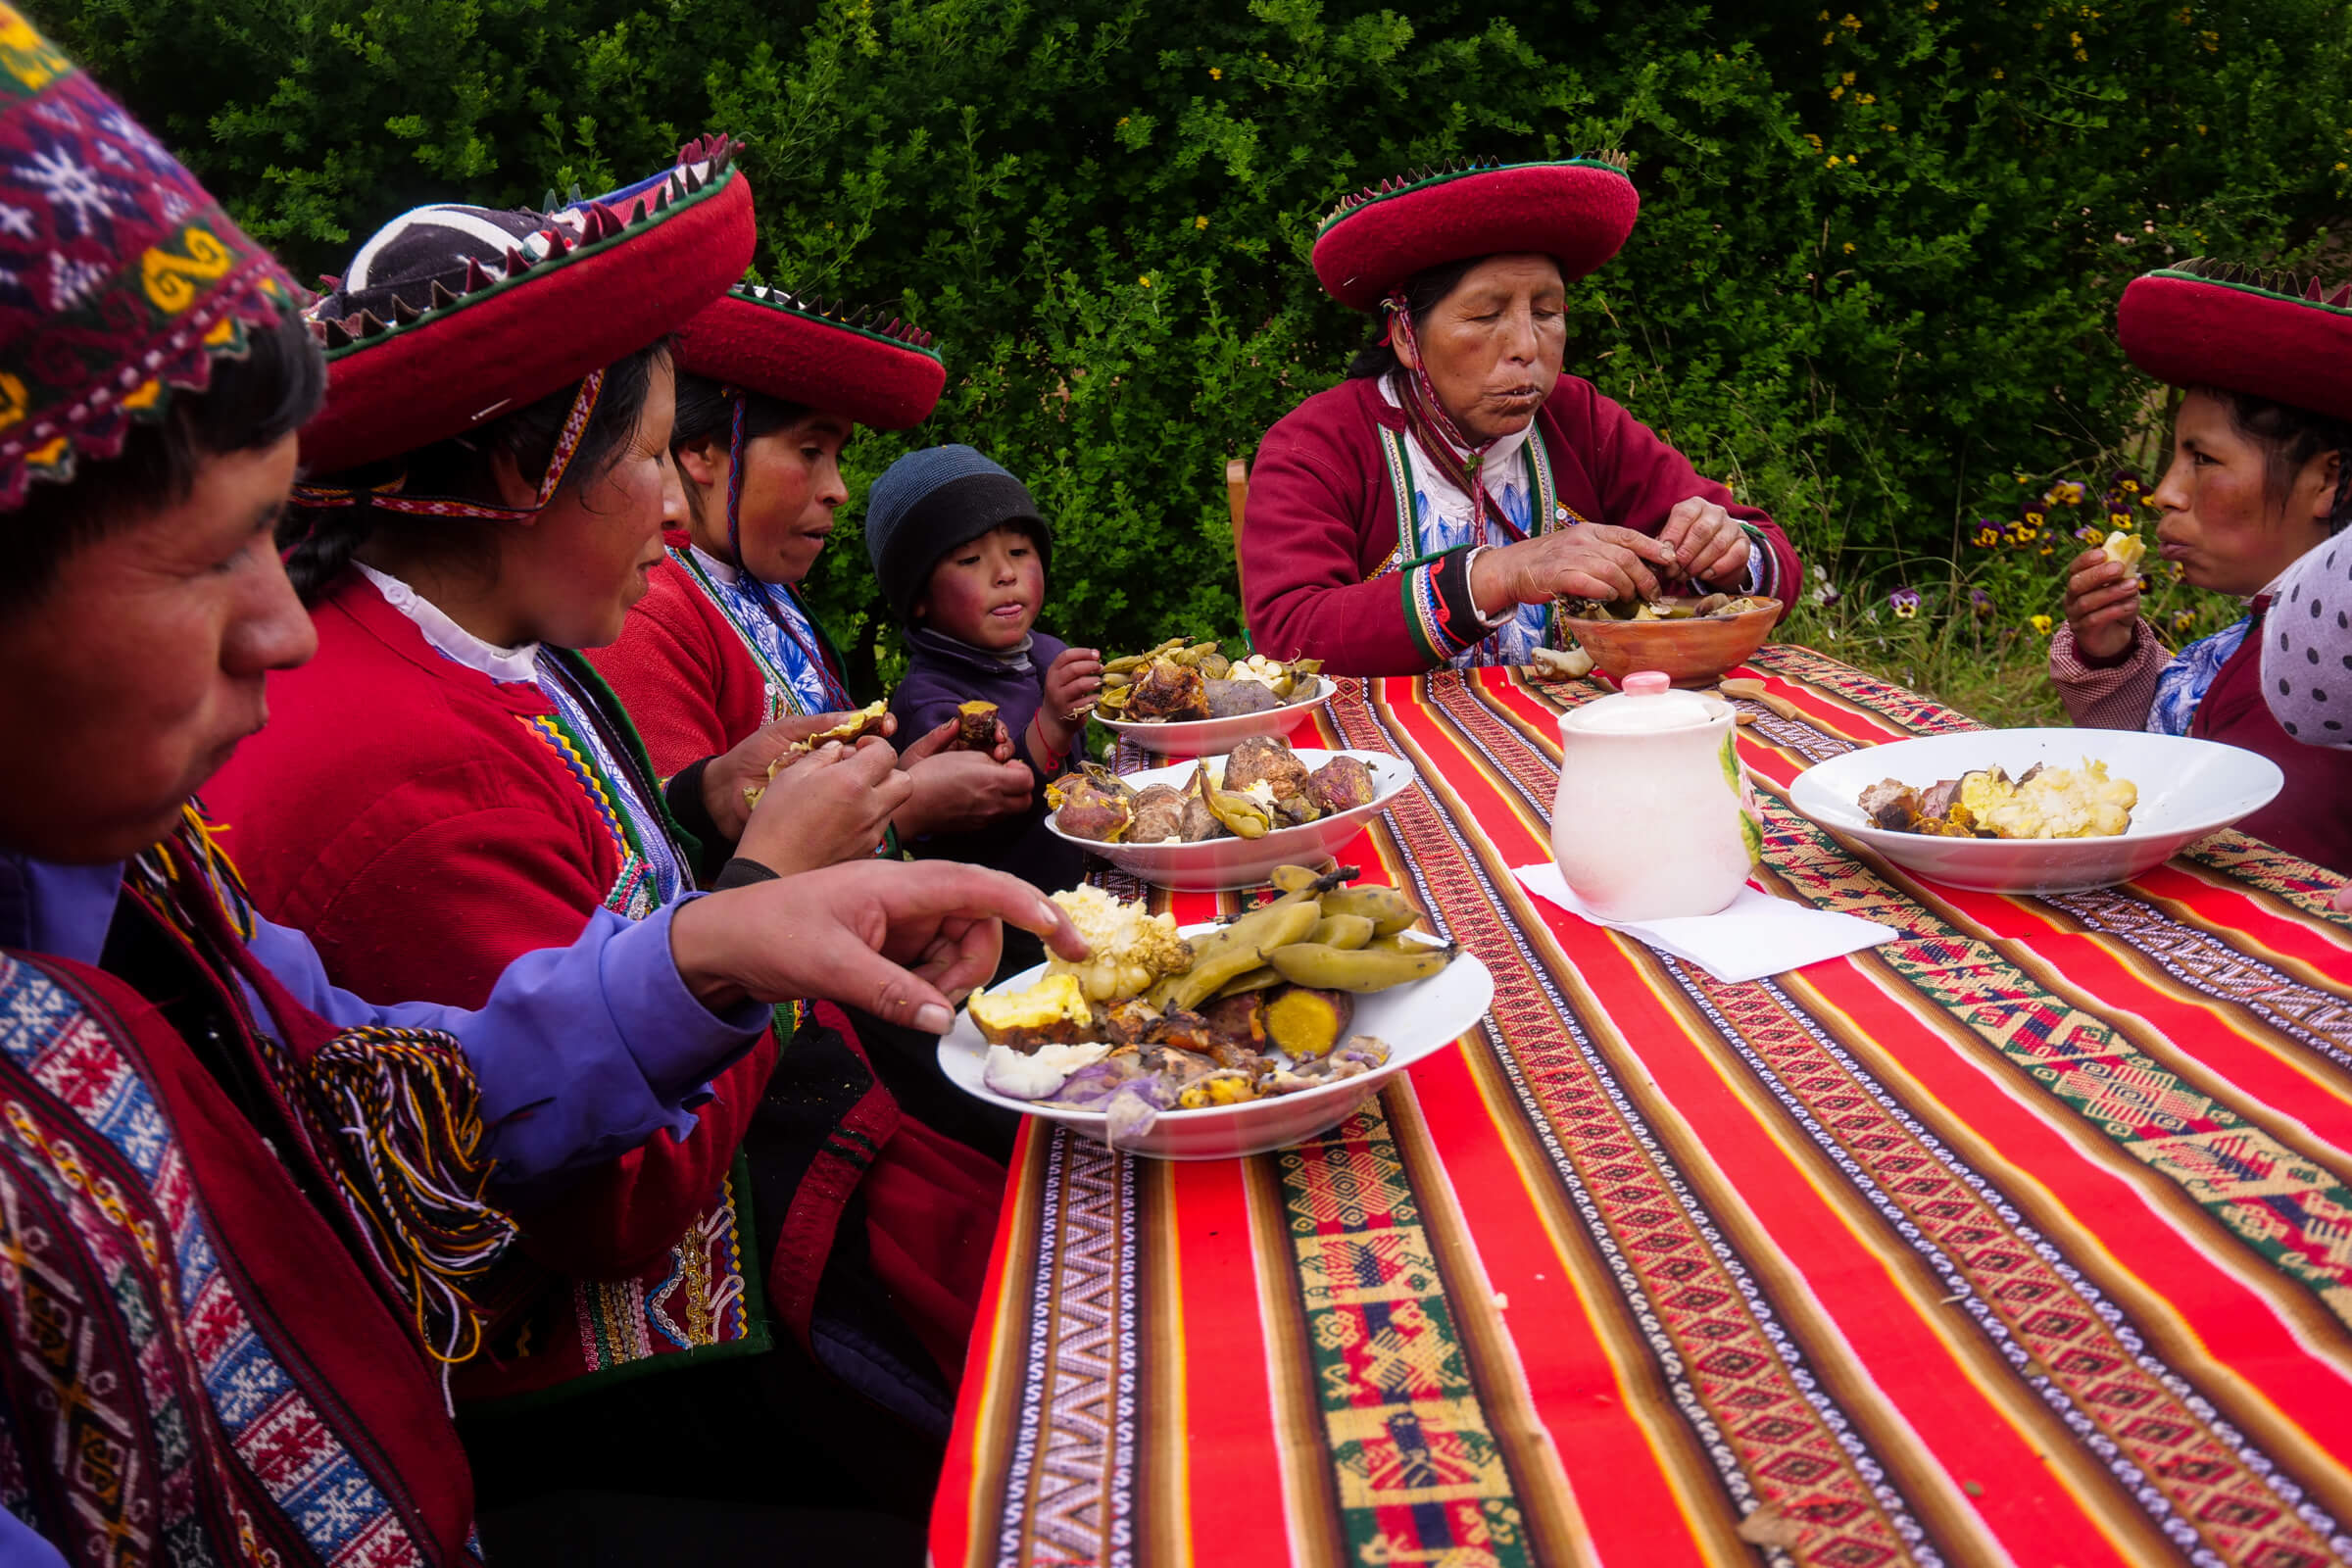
[1552,670,1761,921]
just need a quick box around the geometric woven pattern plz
[936,656,2352,1568]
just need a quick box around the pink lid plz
[1622,670,1672,695]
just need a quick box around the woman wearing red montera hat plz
[2053,259,2352,873]
[1242,158,1802,673]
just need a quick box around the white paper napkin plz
[1511,862,1895,984]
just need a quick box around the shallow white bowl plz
[1788,728,2284,894]
[1094,676,1332,758]
[1048,749,1416,892]
[936,930,1494,1159]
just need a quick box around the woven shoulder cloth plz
[125,807,516,1372]
[0,941,486,1565]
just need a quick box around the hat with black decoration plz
[295,135,755,514]
[1310,157,1640,313]
[2118,258,2352,424]
[0,1,303,512]
[675,283,944,431]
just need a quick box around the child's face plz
[2148,389,2336,597]
[916,523,1044,650]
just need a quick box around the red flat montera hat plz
[1311,157,1641,313]
[2118,260,2352,424]
[299,135,756,475]
[674,284,945,431]
[0,2,301,512]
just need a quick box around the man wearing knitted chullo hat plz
[868,446,1102,923]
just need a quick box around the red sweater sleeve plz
[1555,379,1802,614]
[1242,397,1433,673]
[589,554,760,777]
[289,798,770,1280]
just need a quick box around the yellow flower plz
[2196,124,2207,135]
[1839,12,1861,26]
[1831,84,1845,99]
[2336,162,2348,172]
[1803,131,1824,149]
[2199,28,2218,49]
[1208,67,1222,79]
[1842,241,1855,253]
[2031,614,2054,635]
[2073,46,2087,59]
[1857,92,1876,103]
[1139,274,1152,287]
[1925,0,1938,10]
[2070,29,2082,42]
[1840,71,1856,83]
[1194,215,1209,228]
[1826,154,1842,167]
[1992,68,2005,77]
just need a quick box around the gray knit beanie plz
[863,444,1052,624]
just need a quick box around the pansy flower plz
[1969,586,1994,619]
[2005,517,2039,546]
[1971,519,2001,548]
[2074,523,2103,544]
[1889,588,1922,619]
[2031,613,2054,635]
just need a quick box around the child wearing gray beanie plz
[867,445,1102,903]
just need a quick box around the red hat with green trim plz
[1311,156,1640,313]
[2118,259,2352,424]
[674,283,944,431]
[298,135,756,476]
[0,1,302,512]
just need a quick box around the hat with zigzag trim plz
[674,283,944,431]
[298,135,755,476]
[0,1,302,512]
[2118,259,2352,424]
[1311,157,1640,313]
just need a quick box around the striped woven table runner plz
[930,648,2352,1568]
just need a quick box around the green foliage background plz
[49,0,2352,685]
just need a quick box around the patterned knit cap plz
[0,3,300,512]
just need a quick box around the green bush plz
[48,0,2352,686]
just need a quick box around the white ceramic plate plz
[1788,728,2283,894]
[1048,749,1416,892]
[936,930,1494,1159]
[1094,676,1333,757]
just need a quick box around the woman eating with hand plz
[206,149,1028,1542]
[592,282,1034,867]
[1243,158,1800,673]
[0,30,1079,1565]
[2051,260,2352,874]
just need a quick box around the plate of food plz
[1046,737,1415,891]
[937,871,1494,1159]
[1093,638,1330,756]
[1788,728,2283,893]
[1553,593,1781,688]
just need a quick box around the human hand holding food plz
[1031,646,1105,760]
[669,858,1087,1031]
[706,705,895,838]
[2062,546,2143,664]
[736,739,910,875]
[1470,523,1678,613]
[1655,497,1751,587]
[898,748,1036,837]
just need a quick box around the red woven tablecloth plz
[929,649,2352,1568]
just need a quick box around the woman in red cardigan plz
[1243,159,1801,673]
[2048,260,2352,874]
[207,174,1031,1535]
[591,283,1032,859]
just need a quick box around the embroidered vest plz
[461,653,770,1408]
[1371,423,1583,665]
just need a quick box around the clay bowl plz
[1556,600,1781,688]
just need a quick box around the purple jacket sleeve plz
[242,895,766,1200]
